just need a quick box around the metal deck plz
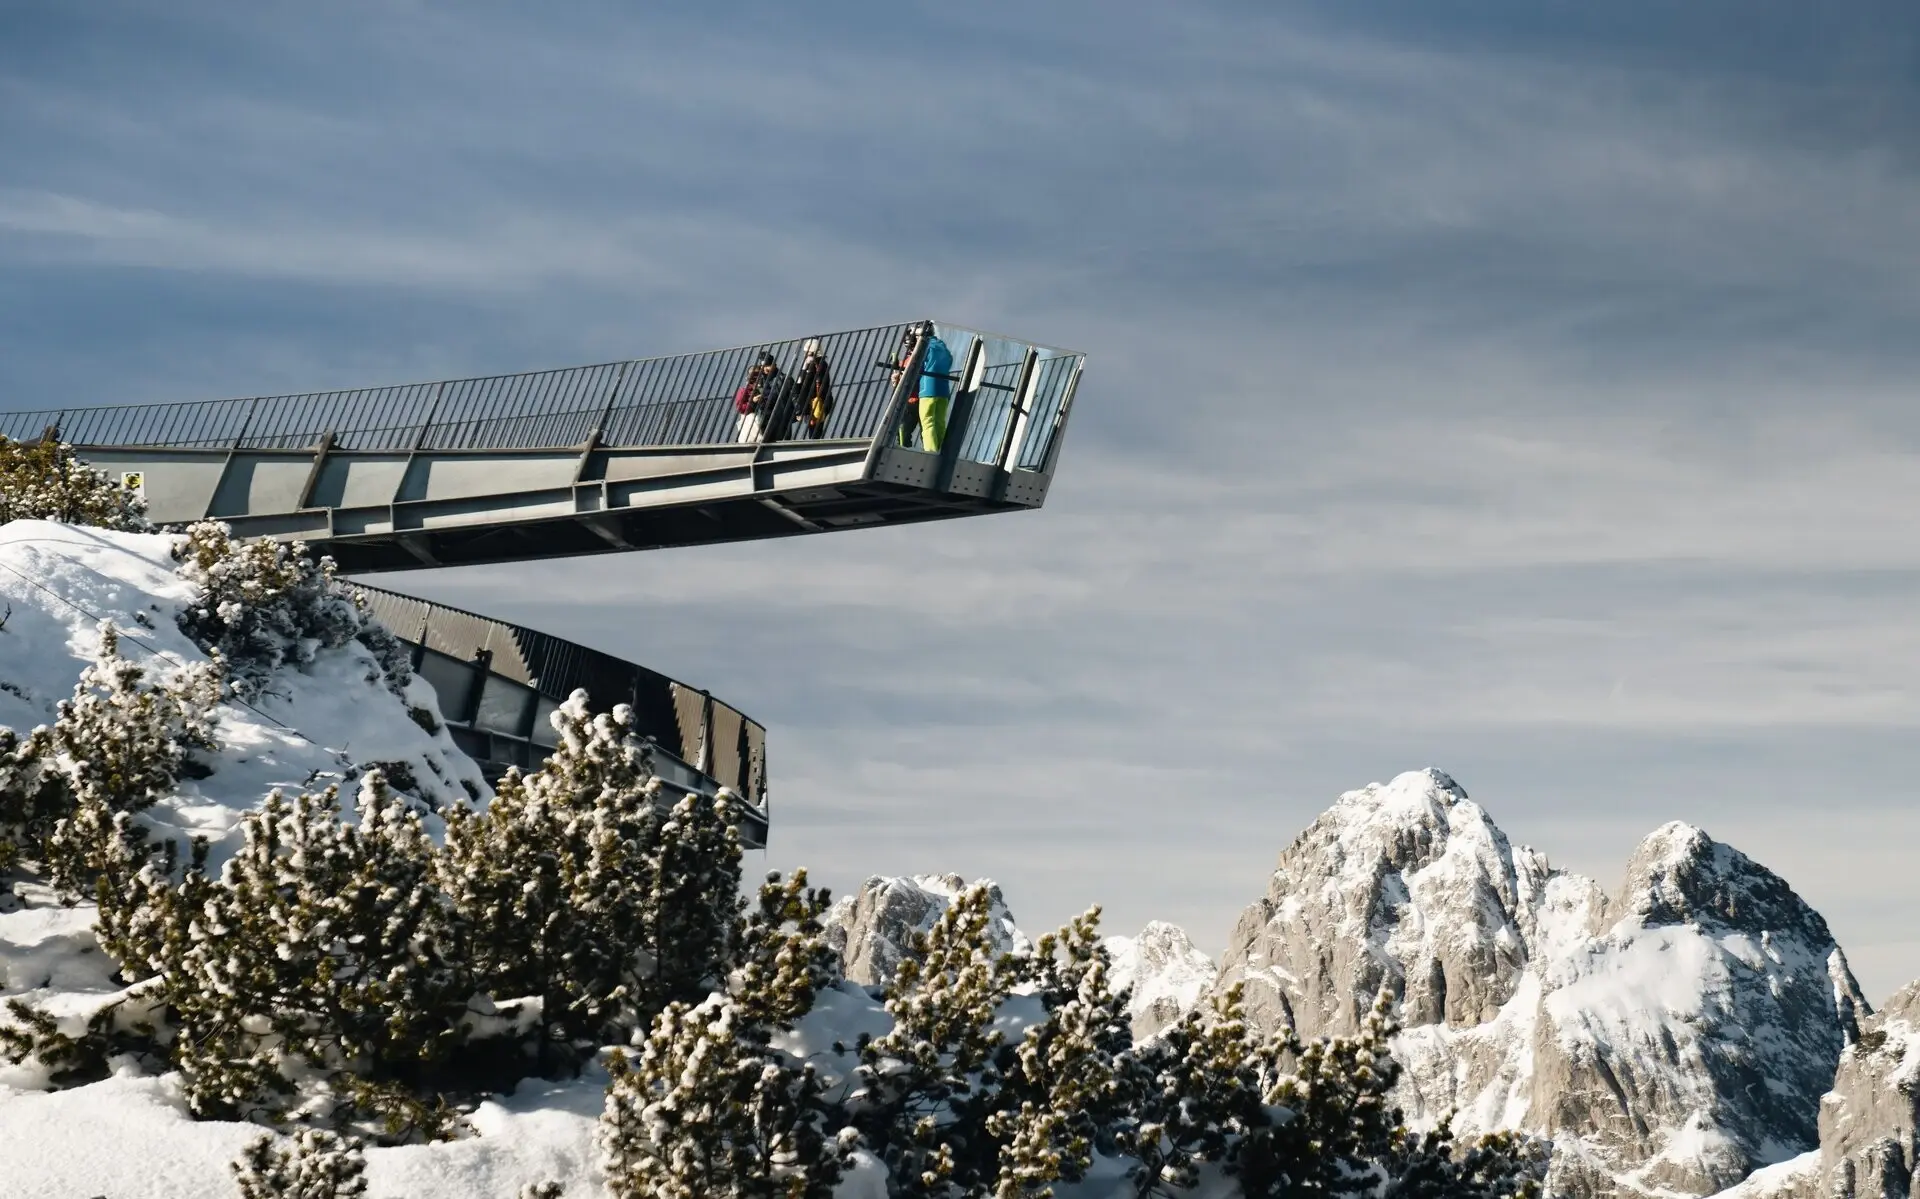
[3,321,1085,573]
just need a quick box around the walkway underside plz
[70,438,1047,572]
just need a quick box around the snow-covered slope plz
[0,524,576,1198]
[1213,768,1870,1198]
[0,521,485,844]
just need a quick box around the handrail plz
[0,321,1084,464]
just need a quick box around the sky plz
[5,1,1920,999]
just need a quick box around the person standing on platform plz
[915,324,953,452]
[889,325,921,448]
[797,338,835,438]
[734,361,764,443]
[757,351,797,443]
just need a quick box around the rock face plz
[1213,768,1869,1198]
[1104,921,1218,1042]
[823,874,1029,987]
[1813,980,1920,1198]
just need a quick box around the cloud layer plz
[5,0,1920,997]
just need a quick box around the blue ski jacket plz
[919,336,953,399]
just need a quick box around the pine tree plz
[987,906,1133,1198]
[230,1129,368,1199]
[158,778,474,1132]
[171,521,409,700]
[23,623,221,964]
[601,994,852,1199]
[0,435,150,531]
[441,692,744,1055]
[599,869,853,1199]
[852,883,1015,1199]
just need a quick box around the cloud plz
[6,0,1920,997]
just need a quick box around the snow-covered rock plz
[823,873,1030,987]
[1104,921,1217,1041]
[1811,979,1920,1198]
[1214,768,1869,1198]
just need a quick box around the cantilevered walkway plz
[1,321,1085,572]
[1,320,1085,846]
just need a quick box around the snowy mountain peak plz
[1217,768,1542,1041]
[823,873,1030,987]
[1621,821,1842,945]
[1103,922,1218,1041]
[1217,769,1871,1198]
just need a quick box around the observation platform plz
[1,320,1085,573]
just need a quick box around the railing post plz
[994,349,1039,469]
[1036,358,1087,477]
[859,322,931,477]
[589,361,628,445]
[933,335,986,492]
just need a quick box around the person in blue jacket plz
[916,326,953,452]
[892,322,953,451]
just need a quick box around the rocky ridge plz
[817,770,1905,1199]
[822,873,1030,987]
[1210,769,1870,1198]
[1719,980,1920,1199]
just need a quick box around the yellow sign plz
[120,471,144,492]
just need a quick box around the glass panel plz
[474,676,535,737]
[416,650,481,724]
[1016,353,1079,470]
[530,697,562,747]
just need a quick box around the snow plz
[1705,1150,1818,1199]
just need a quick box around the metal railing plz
[0,322,1084,467]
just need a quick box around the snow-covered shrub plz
[230,1129,368,1199]
[599,870,851,1199]
[440,691,743,1055]
[171,521,410,699]
[154,777,475,1131]
[0,985,167,1088]
[602,994,852,1199]
[0,435,150,530]
[0,622,223,955]
[1119,987,1546,1199]
[850,882,1015,1198]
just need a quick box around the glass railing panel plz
[1014,352,1080,471]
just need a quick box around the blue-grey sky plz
[7,1,1920,998]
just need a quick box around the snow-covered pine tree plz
[597,867,854,1199]
[645,791,745,1009]
[601,992,852,1199]
[729,868,840,1035]
[159,778,473,1134]
[1113,982,1269,1196]
[30,623,221,962]
[986,906,1132,1198]
[171,520,409,700]
[441,691,745,1057]
[852,882,1015,1199]
[230,1129,368,1199]
[0,435,150,531]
